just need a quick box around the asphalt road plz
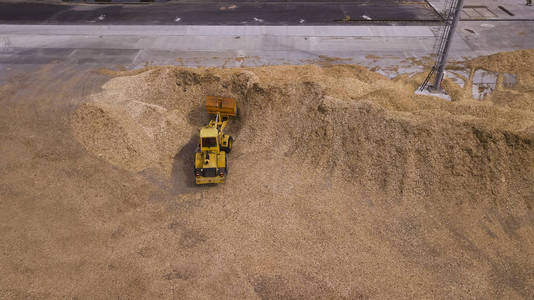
[0,1,441,25]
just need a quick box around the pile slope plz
[73,52,534,206]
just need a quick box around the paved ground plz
[0,0,442,25]
[1,0,532,73]
[428,0,534,20]
[1,20,533,73]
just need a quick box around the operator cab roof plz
[200,127,218,137]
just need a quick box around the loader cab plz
[200,127,219,152]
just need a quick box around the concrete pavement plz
[0,1,533,80]
[0,24,445,68]
[428,0,534,20]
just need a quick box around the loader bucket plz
[206,96,237,117]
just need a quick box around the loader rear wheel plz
[225,152,228,174]
[221,137,233,153]
[227,137,233,153]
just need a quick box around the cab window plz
[202,137,217,148]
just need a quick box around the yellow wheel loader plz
[194,96,236,184]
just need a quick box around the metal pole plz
[431,0,464,91]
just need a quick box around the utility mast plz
[419,0,464,92]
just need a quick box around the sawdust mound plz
[72,50,534,205]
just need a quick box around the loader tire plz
[227,137,233,153]
[225,152,229,174]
